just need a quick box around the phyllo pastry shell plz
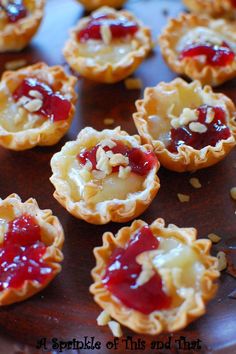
[50,127,160,225]
[0,193,64,306]
[63,6,152,83]
[133,78,236,172]
[183,0,236,19]
[90,218,219,335]
[0,62,77,151]
[77,0,127,11]
[0,0,45,52]
[159,13,236,86]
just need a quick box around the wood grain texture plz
[0,0,235,353]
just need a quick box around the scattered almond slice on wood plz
[208,233,221,243]
[230,187,236,200]
[97,310,111,326]
[103,118,114,126]
[108,321,123,337]
[124,78,143,90]
[177,193,190,202]
[217,251,227,271]
[189,177,202,189]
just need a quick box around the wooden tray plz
[0,0,235,353]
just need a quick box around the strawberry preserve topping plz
[167,105,231,153]
[231,0,236,7]
[180,42,235,66]
[13,78,71,122]
[78,140,157,176]
[77,14,138,42]
[0,214,54,291]
[103,226,171,314]
[0,0,27,23]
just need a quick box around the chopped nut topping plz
[118,166,131,179]
[208,233,222,243]
[171,108,198,129]
[24,99,43,113]
[103,118,114,126]
[230,187,236,200]
[205,107,215,124]
[100,139,116,149]
[135,267,155,287]
[5,59,27,70]
[124,78,143,90]
[92,170,106,180]
[29,90,43,100]
[84,159,93,171]
[189,122,207,133]
[109,153,129,167]
[17,95,30,106]
[96,146,112,175]
[189,177,202,189]
[100,24,112,45]
[97,310,111,326]
[83,182,100,201]
[217,251,227,271]
[108,321,123,338]
[177,193,190,202]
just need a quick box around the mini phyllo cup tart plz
[63,6,152,83]
[50,127,160,225]
[133,78,236,172]
[90,218,219,335]
[76,0,127,11]
[159,13,236,87]
[183,0,236,19]
[0,62,77,151]
[0,194,64,306]
[0,0,45,52]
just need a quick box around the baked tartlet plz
[0,0,45,52]
[77,0,127,11]
[183,0,236,19]
[50,127,160,225]
[159,13,236,86]
[0,194,64,306]
[133,78,236,172]
[63,6,152,83]
[0,62,77,151]
[90,218,219,335]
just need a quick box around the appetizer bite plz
[0,194,64,306]
[159,13,236,86]
[0,62,77,151]
[133,78,236,172]
[90,218,219,334]
[0,0,45,52]
[63,6,152,83]
[76,0,127,11]
[50,127,160,224]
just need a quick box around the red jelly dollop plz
[0,214,54,291]
[103,226,171,314]
[78,140,157,176]
[0,0,27,23]
[77,14,138,42]
[180,42,235,66]
[167,105,231,153]
[231,0,236,7]
[13,78,71,122]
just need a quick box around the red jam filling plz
[103,226,171,314]
[0,214,54,291]
[180,42,235,66]
[77,14,139,42]
[167,105,231,153]
[231,0,236,7]
[0,0,27,23]
[13,78,71,122]
[78,140,158,176]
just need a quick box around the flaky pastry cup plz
[0,0,45,52]
[50,127,160,225]
[0,62,77,151]
[63,7,152,83]
[0,193,64,306]
[133,78,236,172]
[159,13,236,86]
[77,0,127,11]
[90,218,219,335]
[183,0,236,19]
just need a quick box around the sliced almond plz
[103,118,114,126]
[97,310,111,326]
[208,233,222,243]
[108,321,123,338]
[189,177,202,189]
[100,24,112,45]
[230,187,236,200]
[109,153,129,167]
[205,107,215,124]
[189,122,207,133]
[24,98,43,113]
[177,193,190,202]
[217,251,227,271]
[29,90,43,100]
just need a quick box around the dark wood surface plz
[0,0,236,353]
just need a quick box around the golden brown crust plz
[0,0,45,52]
[159,13,236,86]
[0,193,64,306]
[50,127,160,224]
[133,78,236,172]
[90,218,219,335]
[0,62,77,151]
[183,0,235,19]
[63,7,152,83]
[77,0,127,11]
